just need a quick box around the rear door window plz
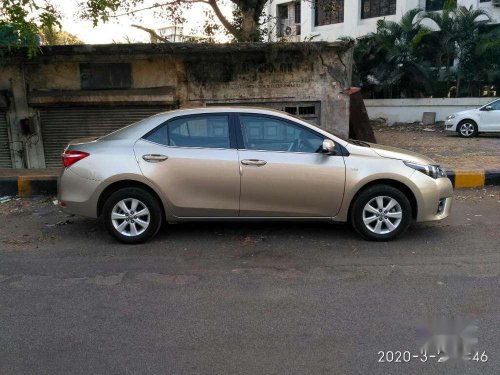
[145,115,230,149]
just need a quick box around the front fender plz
[334,155,421,222]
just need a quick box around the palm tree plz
[453,6,491,95]
[358,8,432,98]
[419,0,457,89]
[420,1,491,96]
[476,28,500,88]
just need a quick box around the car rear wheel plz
[457,120,478,138]
[350,185,412,241]
[103,187,162,244]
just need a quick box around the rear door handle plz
[142,154,168,162]
[241,159,267,166]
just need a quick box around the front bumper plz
[444,119,457,132]
[412,172,453,222]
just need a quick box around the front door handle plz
[142,154,168,162]
[241,159,267,166]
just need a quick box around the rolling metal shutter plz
[40,106,170,168]
[0,112,12,168]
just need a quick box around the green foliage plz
[354,5,499,98]
[79,0,268,42]
[39,26,82,45]
[353,9,432,98]
[0,0,61,57]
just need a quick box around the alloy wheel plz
[362,196,403,235]
[111,198,151,237]
[459,123,475,137]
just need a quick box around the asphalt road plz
[0,188,499,375]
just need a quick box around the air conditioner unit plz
[278,21,301,42]
[492,0,500,6]
[284,24,301,37]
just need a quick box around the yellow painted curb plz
[17,177,32,197]
[454,170,485,188]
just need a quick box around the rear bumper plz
[58,168,100,218]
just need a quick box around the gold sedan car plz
[58,107,453,243]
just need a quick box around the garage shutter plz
[0,112,12,168]
[40,106,171,168]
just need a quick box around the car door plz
[134,113,240,217]
[480,99,500,131]
[237,114,346,217]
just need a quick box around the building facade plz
[269,0,500,42]
[0,42,352,169]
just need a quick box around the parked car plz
[58,107,453,243]
[445,98,500,138]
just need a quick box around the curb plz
[0,176,58,197]
[0,170,499,198]
[446,170,500,189]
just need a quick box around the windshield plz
[481,98,500,110]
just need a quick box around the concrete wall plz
[269,0,500,42]
[364,97,496,124]
[0,43,352,168]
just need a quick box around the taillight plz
[62,150,90,168]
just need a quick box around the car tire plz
[103,187,163,244]
[350,185,412,241]
[457,120,478,138]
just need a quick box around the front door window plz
[239,115,323,153]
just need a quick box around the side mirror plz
[322,139,336,154]
[483,105,493,111]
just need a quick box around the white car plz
[445,98,500,138]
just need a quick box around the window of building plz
[282,103,319,122]
[425,0,445,10]
[278,3,289,20]
[315,0,344,26]
[295,2,301,23]
[361,0,396,19]
[240,115,323,153]
[277,2,302,37]
[80,63,132,90]
[479,0,490,2]
[144,115,230,149]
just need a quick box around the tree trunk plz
[240,8,259,41]
[349,87,377,143]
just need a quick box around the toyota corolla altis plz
[58,107,453,243]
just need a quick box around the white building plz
[268,0,500,42]
[156,25,208,43]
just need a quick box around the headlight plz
[404,161,447,179]
[446,114,456,120]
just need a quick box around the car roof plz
[153,106,294,117]
[103,106,346,145]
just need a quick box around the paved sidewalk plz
[374,123,500,188]
[374,123,500,171]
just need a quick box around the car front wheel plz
[457,120,478,138]
[103,187,163,244]
[350,185,412,241]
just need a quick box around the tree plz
[418,0,457,90]
[0,0,61,56]
[79,0,268,42]
[476,26,500,89]
[39,26,82,45]
[354,9,432,98]
[421,1,491,96]
[453,6,491,95]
